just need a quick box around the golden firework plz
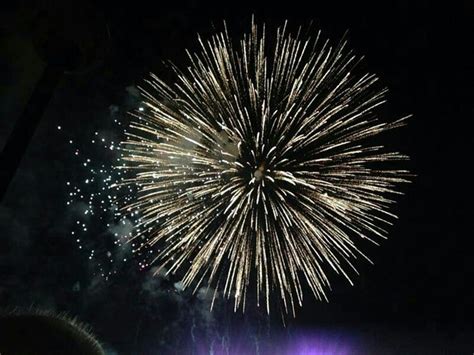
[114,20,410,315]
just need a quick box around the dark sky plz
[1,1,473,354]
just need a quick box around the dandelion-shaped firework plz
[115,21,410,315]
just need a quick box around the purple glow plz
[183,327,359,355]
[285,330,355,355]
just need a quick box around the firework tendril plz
[114,21,410,315]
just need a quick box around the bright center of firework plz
[253,164,265,182]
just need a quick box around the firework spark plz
[109,21,410,315]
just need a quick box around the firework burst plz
[106,21,410,315]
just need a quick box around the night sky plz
[1,1,473,354]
